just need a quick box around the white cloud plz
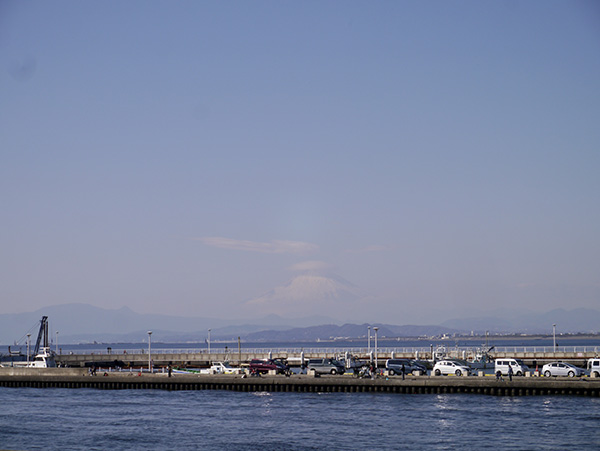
[245,273,367,317]
[288,260,332,272]
[198,237,319,255]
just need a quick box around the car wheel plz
[434,369,441,376]
[330,369,337,375]
[516,371,523,376]
[594,371,600,378]
[389,369,396,376]
[544,370,551,377]
[568,371,575,377]
[455,369,462,376]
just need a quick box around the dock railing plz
[58,345,600,357]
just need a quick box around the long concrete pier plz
[1,368,599,397]
[54,349,598,369]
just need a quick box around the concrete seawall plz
[1,369,599,397]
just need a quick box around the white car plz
[433,360,471,376]
[495,358,529,376]
[542,362,586,378]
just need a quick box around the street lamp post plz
[26,333,31,364]
[147,331,152,373]
[208,329,211,354]
[56,331,59,354]
[553,324,557,351]
[374,327,379,369]
[367,326,371,353]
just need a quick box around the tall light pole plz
[147,331,152,373]
[367,326,371,353]
[374,326,379,369]
[56,331,59,354]
[553,324,557,351]
[208,329,211,354]
[26,333,31,364]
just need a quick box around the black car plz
[385,359,427,375]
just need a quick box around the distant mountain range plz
[0,303,336,345]
[244,323,457,342]
[0,303,598,345]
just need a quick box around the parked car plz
[249,359,288,374]
[273,359,290,374]
[386,359,427,375]
[588,358,600,378]
[542,362,586,378]
[433,360,471,376]
[494,359,529,376]
[307,358,345,375]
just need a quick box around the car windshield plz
[449,359,469,366]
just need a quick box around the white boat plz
[0,316,56,369]
[466,352,494,370]
[196,362,242,374]
[173,362,242,375]
[5,347,56,368]
[466,344,495,370]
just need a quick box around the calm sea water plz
[1,387,599,450]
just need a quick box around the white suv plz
[433,360,471,376]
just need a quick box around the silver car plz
[307,358,345,375]
[542,362,586,377]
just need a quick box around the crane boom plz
[32,316,49,357]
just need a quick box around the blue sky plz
[1,1,599,324]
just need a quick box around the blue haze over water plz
[1,388,599,450]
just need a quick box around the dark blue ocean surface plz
[1,388,599,450]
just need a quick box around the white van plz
[588,358,600,377]
[494,359,529,376]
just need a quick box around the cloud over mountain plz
[245,273,368,317]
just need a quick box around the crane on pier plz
[32,316,50,358]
